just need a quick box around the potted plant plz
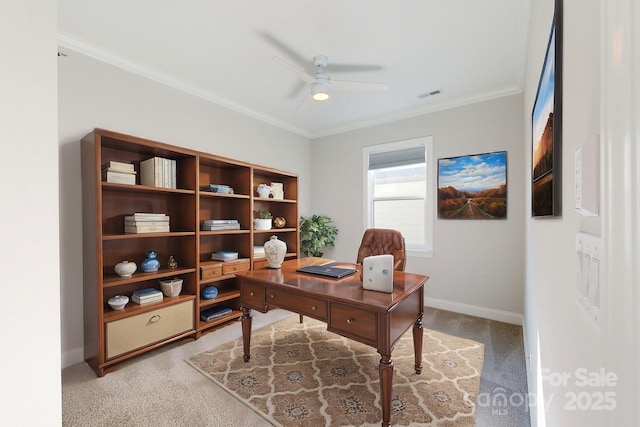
[254,209,273,230]
[300,215,338,257]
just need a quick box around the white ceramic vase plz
[264,235,287,268]
[114,260,137,277]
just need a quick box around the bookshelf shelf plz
[82,128,299,376]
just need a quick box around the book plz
[202,224,240,231]
[140,157,166,187]
[133,288,162,297]
[163,157,171,188]
[211,251,239,261]
[126,213,169,221]
[132,293,163,302]
[125,224,170,233]
[131,212,168,217]
[125,215,170,223]
[102,170,136,185]
[105,160,135,172]
[200,184,231,194]
[202,219,239,225]
[125,221,172,227]
[171,159,176,189]
[132,294,163,305]
[102,167,136,175]
[200,307,233,322]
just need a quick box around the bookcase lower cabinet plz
[82,128,299,376]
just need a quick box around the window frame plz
[363,136,434,258]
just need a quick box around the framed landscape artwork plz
[532,0,563,217]
[437,151,507,219]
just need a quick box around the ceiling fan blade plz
[259,32,308,67]
[326,63,384,73]
[294,93,313,114]
[286,81,307,99]
[273,56,315,84]
[331,80,390,91]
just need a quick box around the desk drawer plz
[266,288,328,321]
[329,302,377,344]
[241,283,266,310]
[106,301,193,359]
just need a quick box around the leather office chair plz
[356,228,406,271]
[298,228,406,323]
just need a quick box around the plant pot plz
[254,218,272,230]
[159,278,183,297]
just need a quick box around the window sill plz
[407,249,433,259]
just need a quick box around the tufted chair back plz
[356,228,406,271]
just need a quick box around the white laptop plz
[362,254,394,293]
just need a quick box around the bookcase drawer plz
[222,259,250,275]
[106,301,194,359]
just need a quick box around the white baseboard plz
[62,347,84,369]
[425,297,523,325]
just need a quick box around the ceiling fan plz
[273,54,390,112]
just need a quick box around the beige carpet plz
[187,315,484,426]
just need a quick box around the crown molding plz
[56,32,313,138]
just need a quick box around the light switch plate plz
[576,232,602,329]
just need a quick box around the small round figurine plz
[273,216,286,228]
[141,251,161,272]
[114,260,137,277]
[167,255,178,269]
[201,286,219,300]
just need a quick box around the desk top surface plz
[237,257,428,311]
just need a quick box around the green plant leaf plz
[299,215,338,257]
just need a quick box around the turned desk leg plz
[241,307,252,362]
[378,353,394,427]
[412,314,424,374]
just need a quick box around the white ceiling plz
[58,0,531,139]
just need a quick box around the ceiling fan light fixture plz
[311,82,330,101]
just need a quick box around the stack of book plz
[253,246,265,258]
[124,213,170,234]
[102,161,136,185]
[140,156,176,189]
[211,251,239,261]
[200,184,233,194]
[201,219,240,231]
[200,306,233,322]
[132,288,163,305]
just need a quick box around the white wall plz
[58,52,312,367]
[312,94,525,323]
[524,0,639,425]
[0,1,61,425]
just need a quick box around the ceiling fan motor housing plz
[313,55,328,68]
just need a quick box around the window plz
[363,137,433,256]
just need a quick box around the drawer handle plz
[250,291,255,296]
[270,294,275,299]
[346,318,354,324]
[311,305,317,311]
[150,314,161,323]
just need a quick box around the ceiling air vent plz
[416,90,441,100]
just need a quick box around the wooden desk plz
[237,257,428,427]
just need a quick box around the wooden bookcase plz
[81,129,299,376]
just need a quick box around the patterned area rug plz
[187,315,484,426]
